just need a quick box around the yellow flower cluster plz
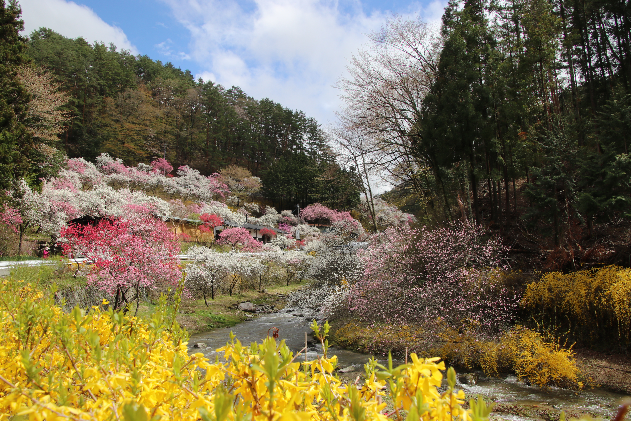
[0,281,484,421]
[522,265,631,344]
[474,327,581,389]
[334,321,581,389]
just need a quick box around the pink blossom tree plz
[58,216,182,312]
[300,203,362,234]
[151,158,173,176]
[0,206,23,256]
[0,206,22,233]
[217,227,263,252]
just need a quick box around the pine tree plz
[420,0,496,222]
[0,0,31,190]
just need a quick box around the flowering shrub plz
[243,201,260,215]
[197,201,247,226]
[291,223,322,244]
[277,250,313,285]
[217,227,263,252]
[0,206,23,256]
[280,210,300,225]
[12,154,233,236]
[522,266,631,347]
[332,321,581,389]
[151,157,173,175]
[347,222,516,333]
[268,234,295,250]
[259,227,276,238]
[186,247,267,300]
[277,222,292,233]
[0,280,480,421]
[58,215,182,310]
[249,206,280,227]
[198,213,222,234]
[301,203,361,232]
[0,206,22,233]
[306,247,364,287]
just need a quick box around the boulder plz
[238,302,256,312]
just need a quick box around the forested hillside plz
[0,8,360,210]
[25,28,328,171]
[336,0,631,270]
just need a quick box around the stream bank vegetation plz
[0,279,491,421]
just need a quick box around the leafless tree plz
[335,16,441,191]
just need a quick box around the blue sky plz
[19,0,446,127]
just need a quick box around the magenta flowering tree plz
[217,227,263,252]
[347,221,518,333]
[300,203,363,239]
[151,158,173,176]
[0,206,22,233]
[58,216,182,311]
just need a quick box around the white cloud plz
[19,0,138,53]
[163,0,447,125]
[156,39,192,60]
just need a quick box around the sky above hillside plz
[18,0,446,127]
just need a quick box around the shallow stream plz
[188,309,629,420]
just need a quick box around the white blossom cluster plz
[242,202,260,215]
[249,207,280,227]
[13,181,173,235]
[197,202,246,226]
[268,235,296,250]
[285,283,350,321]
[162,165,228,203]
[186,247,265,296]
[305,247,364,287]
[359,197,416,228]
[291,224,321,243]
[71,154,229,203]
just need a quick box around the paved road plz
[0,256,196,277]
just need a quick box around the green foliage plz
[0,0,32,190]
[262,151,360,211]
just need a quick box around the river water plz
[188,309,629,420]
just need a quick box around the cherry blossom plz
[346,221,517,333]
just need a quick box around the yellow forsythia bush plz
[522,266,631,345]
[334,321,580,389]
[0,280,486,421]
[479,327,580,389]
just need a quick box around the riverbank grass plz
[137,282,306,334]
[2,258,306,335]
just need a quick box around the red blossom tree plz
[199,213,223,234]
[59,216,182,311]
[260,228,277,237]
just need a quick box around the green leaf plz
[122,402,149,421]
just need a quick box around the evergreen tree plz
[0,0,31,190]
[420,0,496,222]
